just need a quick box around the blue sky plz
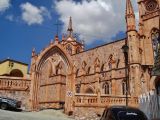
[0,0,138,64]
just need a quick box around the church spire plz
[125,0,136,32]
[32,48,36,57]
[67,16,73,37]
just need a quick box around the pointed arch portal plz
[31,45,74,112]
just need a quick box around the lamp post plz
[121,44,129,107]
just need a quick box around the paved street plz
[0,109,73,120]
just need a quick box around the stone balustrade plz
[0,76,31,91]
[75,94,98,107]
[75,94,138,107]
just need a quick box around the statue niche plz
[48,54,63,76]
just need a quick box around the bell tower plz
[137,0,160,65]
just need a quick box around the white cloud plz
[5,14,14,21]
[20,2,50,25]
[55,0,138,44]
[0,0,11,12]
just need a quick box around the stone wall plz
[0,76,31,110]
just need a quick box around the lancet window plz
[103,82,111,94]
[151,28,159,59]
[66,44,72,55]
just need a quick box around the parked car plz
[0,97,21,110]
[100,106,148,120]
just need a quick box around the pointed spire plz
[67,16,73,37]
[125,0,136,32]
[126,0,134,16]
[62,34,65,41]
[54,35,59,44]
[32,48,36,57]
[50,39,53,45]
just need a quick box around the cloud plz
[5,14,14,21]
[0,0,11,12]
[55,0,138,44]
[20,2,51,25]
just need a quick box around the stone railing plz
[74,94,138,107]
[101,96,138,107]
[0,76,31,91]
[75,94,98,107]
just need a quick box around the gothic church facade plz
[1,0,159,115]
[29,0,160,114]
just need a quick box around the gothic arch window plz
[87,67,91,75]
[76,69,79,77]
[76,84,81,93]
[66,44,72,55]
[108,54,115,70]
[151,28,160,59]
[122,80,126,95]
[76,47,81,54]
[103,82,110,94]
[101,64,104,72]
[85,87,94,94]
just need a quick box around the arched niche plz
[85,87,94,94]
[10,69,24,77]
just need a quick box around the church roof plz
[0,58,28,66]
[72,38,126,55]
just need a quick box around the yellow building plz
[0,59,28,77]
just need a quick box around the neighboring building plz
[0,0,160,119]
[0,59,30,109]
[0,59,28,77]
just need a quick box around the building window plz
[76,84,81,93]
[122,81,126,95]
[103,82,111,94]
[76,47,81,54]
[85,88,94,94]
[66,44,72,55]
[151,28,159,59]
[9,62,14,67]
[87,67,91,75]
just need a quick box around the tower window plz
[76,47,81,54]
[66,44,72,55]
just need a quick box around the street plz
[0,109,73,120]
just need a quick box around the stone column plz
[111,69,116,95]
[95,73,101,106]
[64,72,75,115]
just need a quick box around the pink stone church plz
[0,0,160,118]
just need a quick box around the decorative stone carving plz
[49,54,62,76]
[94,58,100,73]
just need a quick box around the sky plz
[0,0,138,65]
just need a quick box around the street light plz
[121,44,129,107]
